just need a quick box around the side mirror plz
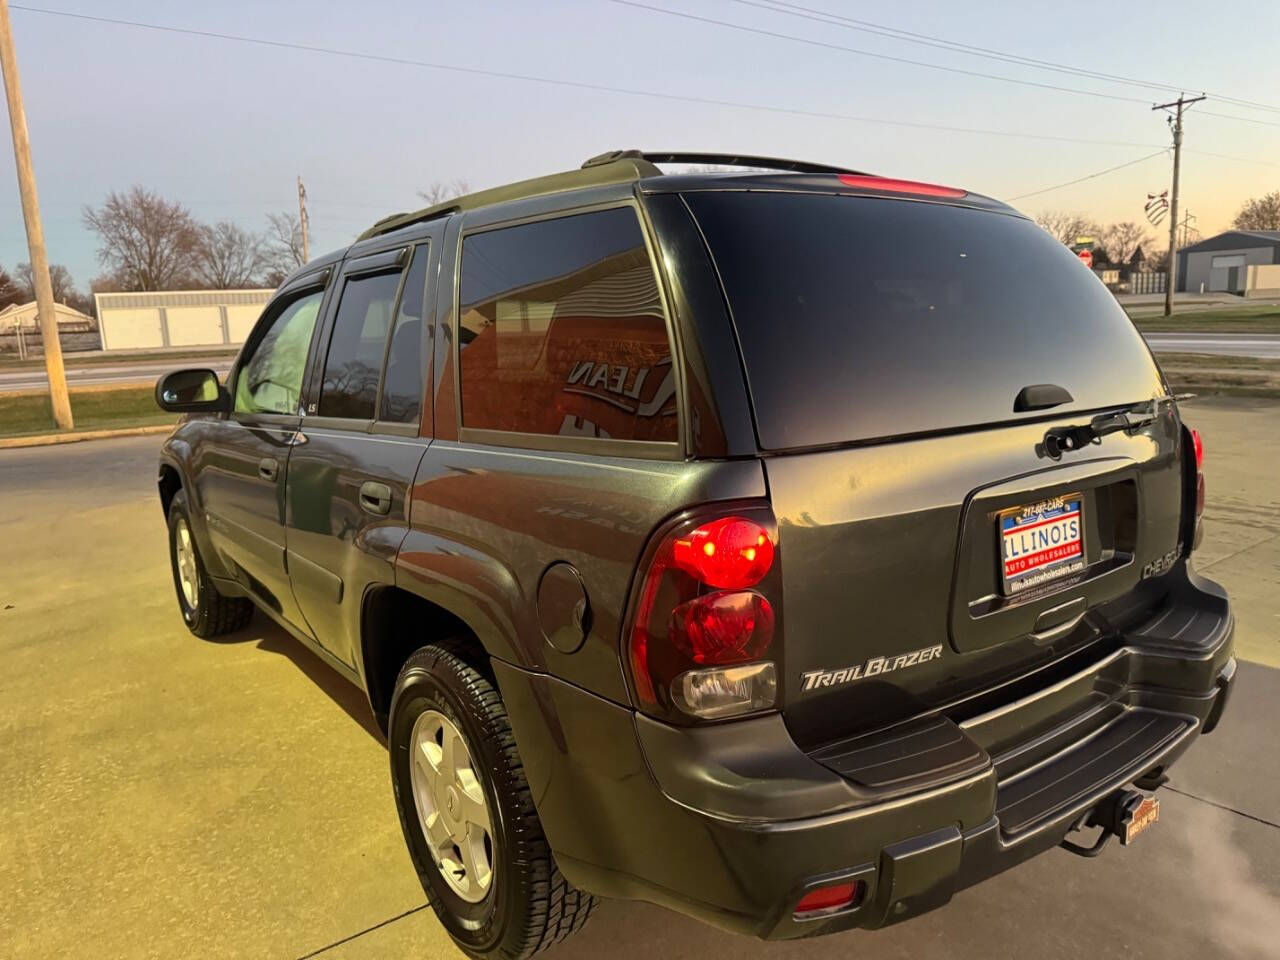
[155,368,230,413]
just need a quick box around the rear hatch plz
[681,187,1183,748]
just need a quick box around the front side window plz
[318,268,404,419]
[233,289,323,415]
[458,207,677,442]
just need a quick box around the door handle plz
[258,457,279,482]
[359,481,393,516]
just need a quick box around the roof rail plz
[583,149,868,176]
[357,154,663,242]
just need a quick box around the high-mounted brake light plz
[837,173,966,199]
[626,508,781,721]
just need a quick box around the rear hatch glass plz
[683,191,1164,450]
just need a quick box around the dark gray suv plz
[154,151,1234,958]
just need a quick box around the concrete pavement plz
[1,396,1278,959]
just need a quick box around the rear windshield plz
[684,192,1164,450]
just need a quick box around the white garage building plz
[96,289,274,351]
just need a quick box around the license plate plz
[999,495,1085,595]
[1122,795,1160,844]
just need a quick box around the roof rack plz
[582,149,868,176]
[357,154,663,242]
[359,149,867,241]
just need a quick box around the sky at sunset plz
[2,0,1277,291]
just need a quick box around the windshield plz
[684,191,1164,450]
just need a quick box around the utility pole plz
[0,0,71,428]
[297,175,310,264]
[1152,93,1205,317]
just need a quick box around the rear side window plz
[318,268,404,419]
[684,192,1164,450]
[457,207,677,443]
[381,245,429,424]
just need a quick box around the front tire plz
[389,643,596,959]
[166,489,253,638]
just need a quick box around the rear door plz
[682,190,1182,745]
[285,233,439,668]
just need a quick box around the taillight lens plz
[1182,424,1206,555]
[671,590,775,664]
[672,517,774,589]
[626,507,781,721]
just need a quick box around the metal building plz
[1176,230,1280,294]
[95,288,273,351]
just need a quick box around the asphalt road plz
[0,359,233,392]
[1143,332,1280,358]
[2,397,1278,959]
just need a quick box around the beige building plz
[0,300,94,331]
[96,289,273,351]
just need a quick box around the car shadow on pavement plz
[216,616,387,746]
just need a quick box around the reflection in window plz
[319,268,404,419]
[458,208,677,442]
[234,290,322,415]
[380,245,429,424]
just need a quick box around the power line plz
[610,0,1280,130]
[4,4,1171,151]
[1008,150,1169,201]
[611,0,1150,106]
[730,0,1280,116]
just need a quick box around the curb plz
[0,423,174,450]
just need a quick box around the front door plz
[286,237,437,666]
[197,279,328,633]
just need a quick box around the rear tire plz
[389,642,596,959]
[166,489,253,638]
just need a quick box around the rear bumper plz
[494,568,1234,940]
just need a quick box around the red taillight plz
[671,590,775,665]
[1192,428,1204,471]
[672,516,774,589]
[795,880,863,916]
[837,173,966,198]
[626,507,780,719]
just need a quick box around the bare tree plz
[1232,191,1280,231]
[263,211,305,286]
[1099,222,1150,265]
[417,179,470,206]
[1034,211,1102,246]
[0,264,21,310]
[192,221,266,289]
[82,187,200,290]
[15,261,76,303]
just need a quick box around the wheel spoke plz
[441,728,460,782]
[423,809,453,855]
[414,738,441,794]
[455,772,488,831]
[460,825,491,894]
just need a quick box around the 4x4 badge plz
[801,644,943,692]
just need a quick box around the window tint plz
[380,245,429,424]
[233,289,323,415]
[684,192,1164,450]
[318,267,404,419]
[458,207,676,442]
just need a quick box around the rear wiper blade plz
[1040,398,1167,459]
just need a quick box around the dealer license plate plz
[999,495,1085,595]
